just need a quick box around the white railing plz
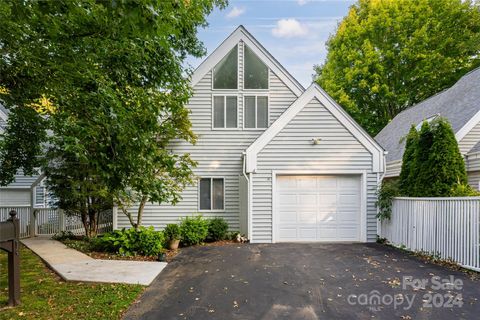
[0,206,31,239]
[379,197,480,272]
[0,207,113,238]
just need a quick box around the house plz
[115,26,385,243]
[375,67,480,189]
[0,104,48,208]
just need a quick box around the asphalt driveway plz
[124,243,480,320]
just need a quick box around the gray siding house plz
[116,26,385,243]
[375,67,480,190]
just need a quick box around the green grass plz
[0,245,144,320]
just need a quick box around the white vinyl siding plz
[252,98,378,243]
[385,160,402,178]
[0,189,30,206]
[459,121,480,154]
[117,40,299,231]
[467,171,480,190]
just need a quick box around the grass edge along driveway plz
[0,244,144,320]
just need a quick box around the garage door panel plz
[276,175,361,242]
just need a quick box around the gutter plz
[242,152,252,240]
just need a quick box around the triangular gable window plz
[213,45,238,89]
[244,45,268,89]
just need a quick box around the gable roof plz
[245,83,385,173]
[191,25,305,97]
[375,67,480,163]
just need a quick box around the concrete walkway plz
[22,237,166,285]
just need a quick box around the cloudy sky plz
[187,0,355,87]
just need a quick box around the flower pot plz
[157,252,167,262]
[168,239,180,250]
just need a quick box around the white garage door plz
[275,175,361,242]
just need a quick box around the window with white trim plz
[199,178,224,211]
[213,45,238,89]
[213,96,238,128]
[244,96,268,128]
[244,45,268,89]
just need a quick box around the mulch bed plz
[62,239,239,263]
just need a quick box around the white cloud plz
[272,19,309,38]
[297,0,309,5]
[226,6,245,19]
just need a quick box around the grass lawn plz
[0,245,144,320]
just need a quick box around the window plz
[213,96,238,128]
[213,45,238,89]
[244,96,268,128]
[199,178,224,211]
[244,45,268,89]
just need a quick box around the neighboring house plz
[116,26,385,243]
[0,104,48,208]
[375,67,480,189]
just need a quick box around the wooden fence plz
[379,197,480,272]
[0,207,113,238]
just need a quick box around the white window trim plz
[198,177,226,212]
[33,183,47,208]
[211,94,239,130]
[243,94,269,130]
[243,43,270,91]
[211,44,240,91]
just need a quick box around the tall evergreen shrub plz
[399,126,419,196]
[412,121,434,196]
[427,118,468,196]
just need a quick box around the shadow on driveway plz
[124,243,480,320]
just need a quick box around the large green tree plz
[316,0,480,135]
[0,0,225,233]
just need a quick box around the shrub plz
[179,215,208,246]
[450,183,480,197]
[398,125,418,196]
[376,180,400,221]
[91,226,164,256]
[207,217,229,241]
[164,224,181,241]
[51,230,76,241]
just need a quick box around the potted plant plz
[164,224,181,250]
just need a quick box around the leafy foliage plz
[398,117,476,197]
[316,0,480,135]
[398,126,419,196]
[51,230,76,241]
[207,217,229,241]
[91,227,165,257]
[376,180,400,221]
[0,0,226,231]
[164,223,181,241]
[179,215,209,246]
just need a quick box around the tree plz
[316,0,480,135]
[0,0,226,234]
[425,118,468,196]
[398,125,418,196]
[412,121,434,196]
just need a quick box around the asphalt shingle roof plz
[375,67,480,162]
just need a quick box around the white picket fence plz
[379,197,480,272]
[0,207,113,238]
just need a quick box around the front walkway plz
[22,237,166,285]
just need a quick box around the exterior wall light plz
[311,138,321,145]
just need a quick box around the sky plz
[187,0,355,87]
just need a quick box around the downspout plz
[242,152,252,240]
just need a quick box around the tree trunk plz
[136,196,148,231]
